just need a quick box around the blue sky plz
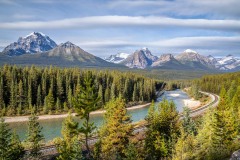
[0,0,240,58]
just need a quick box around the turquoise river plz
[8,89,191,141]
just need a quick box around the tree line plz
[0,65,163,116]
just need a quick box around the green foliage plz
[72,71,99,158]
[9,131,24,160]
[98,97,133,159]
[144,100,180,159]
[26,114,44,159]
[55,114,82,160]
[0,118,12,159]
[0,118,24,160]
[0,65,161,116]
[182,107,196,135]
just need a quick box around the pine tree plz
[182,107,196,135]
[0,118,11,159]
[124,143,139,160]
[99,97,133,159]
[37,85,42,109]
[17,80,24,115]
[67,87,72,109]
[72,72,99,158]
[195,109,229,159]
[110,82,116,100]
[0,76,4,110]
[9,80,17,114]
[104,87,110,103]
[47,88,55,112]
[218,87,227,110]
[173,129,196,160]
[98,84,104,107]
[144,99,180,159]
[55,114,82,160]
[9,131,24,160]
[132,84,137,102]
[56,98,62,113]
[28,78,32,109]
[26,114,44,159]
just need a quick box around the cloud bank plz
[0,16,240,32]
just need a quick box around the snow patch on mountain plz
[104,52,130,63]
[2,32,57,56]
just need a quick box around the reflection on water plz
[9,89,190,141]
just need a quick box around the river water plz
[8,89,190,141]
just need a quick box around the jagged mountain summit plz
[151,54,186,69]
[120,48,156,69]
[104,52,130,63]
[2,32,57,56]
[141,47,158,62]
[215,54,240,70]
[45,41,107,64]
[175,49,215,69]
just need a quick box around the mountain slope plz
[0,42,122,68]
[105,52,130,63]
[2,32,57,56]
[215,54,240,71]
[175,49,215,70]
[120,49,152,69]
[151,54,188,69]
[142,47,158,62]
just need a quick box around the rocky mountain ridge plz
[106,49,240,71]
[2,32,57,56]
[1,32,240,71]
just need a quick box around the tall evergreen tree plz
[9,131,24,160]
[26,114,44,159]
[0,118,11,159]
[55,114,82,160]
[144,99,180,159]
[72,71,99,158]
[99,97,133,159]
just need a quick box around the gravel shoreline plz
[3,103,151,123]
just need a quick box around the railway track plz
[27,91,219,158]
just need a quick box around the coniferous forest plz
[0,65,162,116]
[0,66,240,160]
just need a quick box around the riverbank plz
[182,88,210,110]
[4,103,151,123]
[183,98,201,109]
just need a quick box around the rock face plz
[152,54,188,69]
[142,47,158,62]
[2,32,57,56]
[45,41,108,64]
[120,49,154,69]
[152,54,176,66]
[104,52,130,63]
[175,49,215,69]
[120,48,158,69]
[230,150,240,160]
[215,54,240,71]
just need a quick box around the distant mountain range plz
[105,48,240,71]
[0,32,239,71]
[0,32,119,68]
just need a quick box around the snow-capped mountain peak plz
[2,32,57,56]
[104,52,130,63]
[24,32,46,38]
[184,49,198,54]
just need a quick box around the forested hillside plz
[0,65,162,116]
[198,71,240,94]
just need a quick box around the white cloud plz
[0,16,240,32]
[108,0,240,19]
[75,36,240,57]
